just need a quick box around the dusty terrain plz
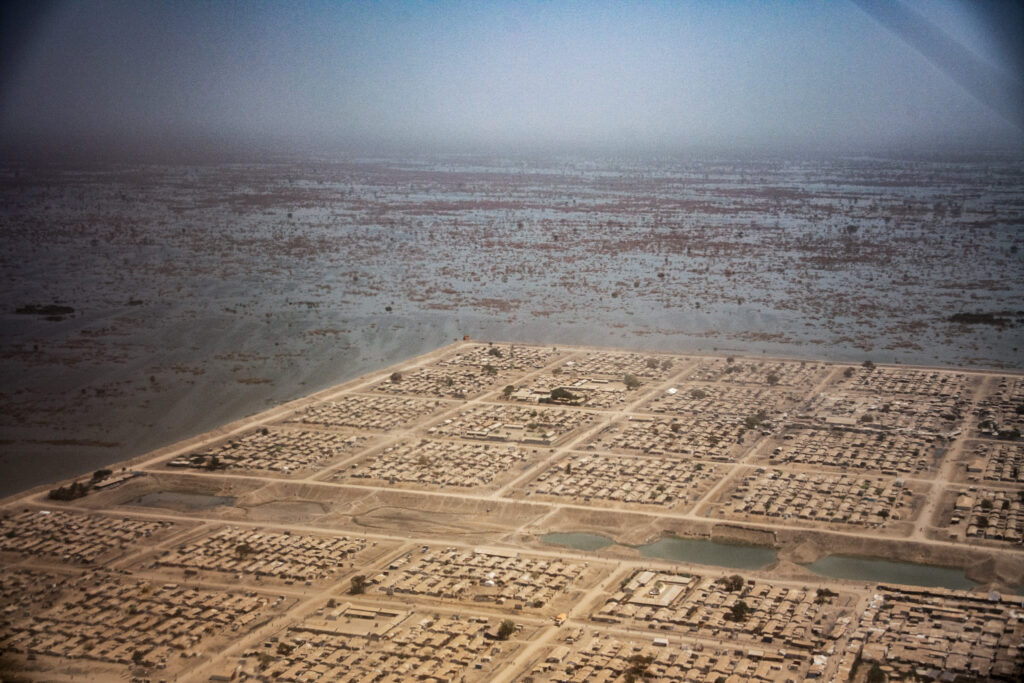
[1,341,1022,682]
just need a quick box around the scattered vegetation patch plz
[47,469,114,501]
[15,304,75,316]
[948,311,1017,327]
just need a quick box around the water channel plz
[542,532,979,590]
[804,555,978,590]
[541,532,776,569]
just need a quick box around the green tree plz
[550,387,579,402]
[350,575,367,594]
[728,600,750,621]
[866,662,885,683]
[718,575,744,592]
[497,619,516,640]
[503,385,516,399]
[623,374,642,390]
[48,480,89,501]
[390,371,402,383]
[626,654,653,679]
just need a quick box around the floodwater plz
[542,532,987,590]
[803,555,978,590]
[541,532,777,570]
[1,155,1022,496]
[638,536,777,569]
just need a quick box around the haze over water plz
[2,0,1022,156]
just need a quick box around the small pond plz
[541,532,615,552]
[803,555,978,590]
[541,533,988,590]
[541,532,777,570]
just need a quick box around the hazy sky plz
[1,0,1022,156]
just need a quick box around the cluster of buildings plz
[525,452,720,508]
[839,368,976,398]
[532,634,817,682]
[372,364,504,399]
[369,547,586,609]
[0,509,173,564]
[289,394,449,431]
[588,416,746,461]
[428,403,595,445]
[341,438,530,488]
[976,376,1024,435]
[559,351,677,377]
[438,343,562,371]
[0,568,68,619]
[767,428,938,475]
[156,526,367,582]
[951,487,1024,543]
[684,359,828,388]
[718,469,911,527]
[3,343,1022,681]
[594,570,842,654]
[0,572,282,672]
[234,607,515,682]
[509,373,632,409]
[644,383,790,422]
[966,440,1024,483]
[833,586,1024,681]
[801,389,966,435]
[168,427,370,474]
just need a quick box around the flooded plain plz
[1,155,1022,495]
